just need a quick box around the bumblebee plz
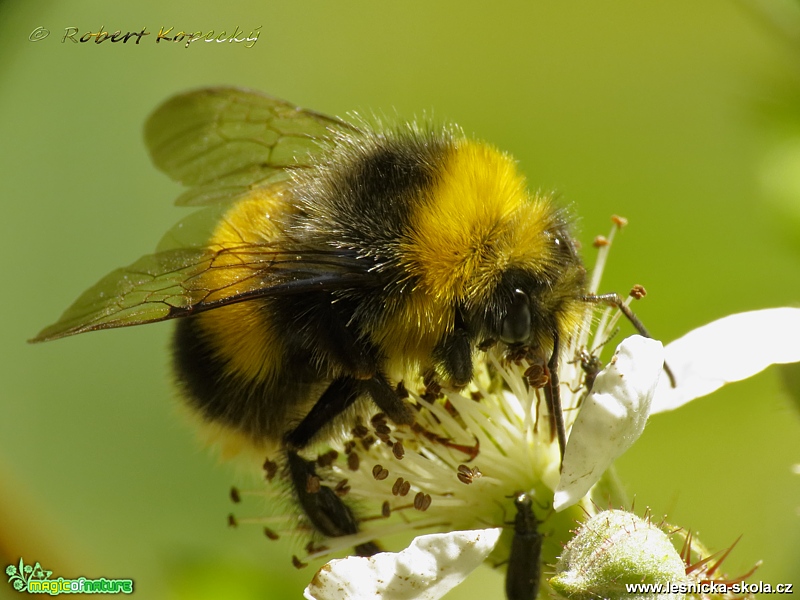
[33,87,661,463]
[34,87,674,559]
[33,88,567,453]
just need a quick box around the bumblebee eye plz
[500,289,531,344]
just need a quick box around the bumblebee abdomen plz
[172,306,323,447]
[171,186,325,447]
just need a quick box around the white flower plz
[304,529,502,600]
[651,307,800,414]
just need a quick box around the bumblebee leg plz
[582,292,676,387]
[433,326,472,387]
[543,332,567,464]
[286,450,380,556]
[287,374,413,449]
[321,301,415,425]
[363,372,414,426]
[286,377,361,448]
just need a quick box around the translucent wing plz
[144,87,358,206]
[32,88,368,343]
[30,245,373,343]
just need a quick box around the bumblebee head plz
[469,223,588,351]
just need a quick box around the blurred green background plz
[2,1,799,598]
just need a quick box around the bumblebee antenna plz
[582,292,676,388]
[545,331,567,463]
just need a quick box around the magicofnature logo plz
[6,558,133,594]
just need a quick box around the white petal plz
[303,528,502,600]
[554,336,663,511]
[651,308,800,413]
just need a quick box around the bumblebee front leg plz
[433,329,472,387]
[432,312,473,387]
[363,372,415,425]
